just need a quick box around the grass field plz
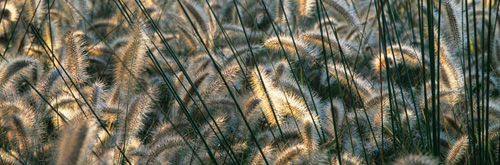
[0,0,499,164]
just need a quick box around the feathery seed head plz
[394,154,439,165]
[55,120,97,165]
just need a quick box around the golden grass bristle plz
[251,73,283,126]
[302,30,359,58]
[393,154,439,165]
[49,95,82,125]
[314,16,339,29]
[435,0,462,55]
[224,45,263,64]
[300,117,318,152]
[41,21,61,52]
[0,0,498,164]
[180,71,210,107]
[446,135,468,165]
[322,0,361,29]
[63,30,88,84]
[264,35,317,59]
[176,25,199,51]
[88,43,115,56]
[55,120,97,165]
[0,1,18,22]
[177,0,211,39]
[437,39,464,90]
[87,19,119,32]
[0,57,40,90]
[327,62,373,101]
[202,64,242,97]
[250,68,286,126]
[84,81,106,109]
[319,98,345,137]
[331,152,364,165]
[120,92,152,140]
[274,0,296,24]
[110,36,130,50]
[251,145,275,165]
[298,0,315,17]
[273,144,306,165]
[372,45,424,73]
[143,135,185,164]
[251,65,322,139]
[0,101,37,156]
[113,23,148,88]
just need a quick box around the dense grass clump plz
[0,0,499,164]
